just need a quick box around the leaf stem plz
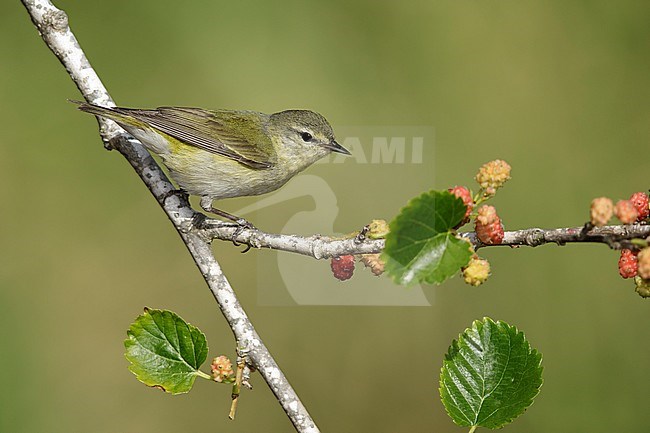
[468,426,477,433]
[196,370,212,380]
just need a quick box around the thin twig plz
[21,1,318,431]
[229,358,245,420]
[461,224,650,250]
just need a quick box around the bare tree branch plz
[21,1,319,431]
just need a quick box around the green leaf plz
[124,308,209,394]
[382,190,472,285]
[439,318,543,430]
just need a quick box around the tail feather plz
[69,100,142,128]
[69,99,119,118]
[70,99,170,154]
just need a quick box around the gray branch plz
[201,222,650,259]
[21,1,318,431]
[461,224,650,250]
[198,220,386,258]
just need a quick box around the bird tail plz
[69,100,144,128]
[70,99,136,122]
[69,99,116,116]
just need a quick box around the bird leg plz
[199,196,256,247]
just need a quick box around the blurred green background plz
[2,1,649,432]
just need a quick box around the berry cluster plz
[329,220,389,281]
[600,191,650,297]
[590,192,649,227]
[330,253,387,281]
[327,161,649,297]
[328,159,513,286]
[448,159,511,286]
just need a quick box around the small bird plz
[73,101,350,225]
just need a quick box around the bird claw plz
[191,212,207,229]
[197,197,255,251]
[231,219,256,252]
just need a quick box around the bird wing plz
[115,106,274,169]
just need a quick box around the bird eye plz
[300,132,313,142]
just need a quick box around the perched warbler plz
[73,101,350,224]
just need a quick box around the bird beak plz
[324,140,351,155]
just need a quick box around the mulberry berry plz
[462,256,491,286]
[475,205,504,245]
[629,192,649,221]
[614,200,638,224]
[211,355,234,383]
[331,255,355,281]
[449,186,474,219]
[618,249,638,279]
[475,160,511,196]
[360,253,385,276]
[590,197,613,227]
[637,248,650,280]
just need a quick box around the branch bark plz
[22,1,319,431]
[462,224,650,250]
[203,222,650,259]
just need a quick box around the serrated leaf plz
[124,308,209,394]
[382,190,472,285]
[439,318,543,429]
